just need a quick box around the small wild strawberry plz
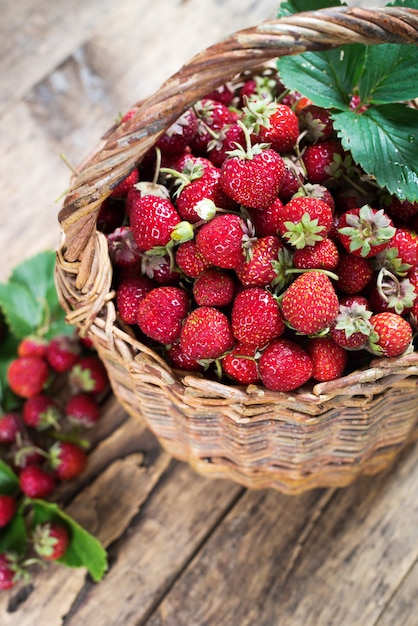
[65,393,101,428]
[305,336,348,382]
[337,205,396,258]
[231,287,285,349]
[17,336,48,359]
[46,335,81,373]
[193,268,235,307]
[22,394,62,431]
[7,356,50,399]
[293,237,339,271]
[49,441,87,481]
[0,412,23,445]
[330,300,373,350]
[129,190,181,251]
[195,213,251,270]
[243,97,300,153]
[221,343,260,385]
[235,235,284,288]
[0,553,20,590]
[335,252,373,294]
[302,138,345,184]
[369,311,413,357]
[0,495,17,528]
[19,465,56,499]
[258,338,313,392]
[116,274,155,325]
[175,240,211,278]
[137,286,190,344]
[180,307,235,360]
[277,196,334,249]
[33,522,70,561]
[69,356,109,396]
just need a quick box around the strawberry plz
[175,167,235,223]
[193,268,235,307]
[231,287,285,349]
[219,123,285,209]
[156,108,198,155]
[180,307,234,360]
[190,98,236,154]
[7,356,50,399]
[109,167,139,198]
[278,156,306,202]
[367,269,416,315]
[246,198,285,238]
[335,252,373,294]
[116,274,155,325]
[0,412,23,445]
[235,235,284,288]
[49,441,87,481]
[0,495,16,528]
[106,226,143,269]
[243,98,300,153]
[293,237,339,271]
[97,198,127,234]
[281,271,339,335]
[137,286,190,344]
[204,84,235,106]
[302,138,345,184]
[166,343,205,373]
[46,335,81,373]
[33,522,70,561]
[195,213,251,270]
[22,394,62,431]
[378,227,418,273]
[384,195,418,224]
[330,299,373,350]
[207,122,246,168]
[140,253,181,286]
[19,465,56,498]
[65,393,101,428]
[221,343,260,385]
[298,103,335,143]
[369,311,413,357]
[129,190,181,251]
[17,336,48,359]
[69,356,109,396]
[258,338,313,392]
[337,205,395,258]
[175,240,211,278]
[277,196,334,249]
[305,336,348,382]
[0,553,19,590]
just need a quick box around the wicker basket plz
[55,6,418,494]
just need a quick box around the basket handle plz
[58,5,418,276]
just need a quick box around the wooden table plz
[2,1,417,625]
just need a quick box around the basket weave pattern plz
[56,6,418,493]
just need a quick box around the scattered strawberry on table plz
[0,251,108,590]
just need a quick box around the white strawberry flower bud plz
[170,221,194,243]
[194,199,218,221]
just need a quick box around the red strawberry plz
[46,335,81,373]
[65,393,101,428]
[109,167,139,198]
[69,356,109,395]
[277,196,334,249]
[335,252,373,294]
[281,271,339,335]
[337,205,395,258]
[0,412,23,445]
[175,167,235,223]
[17,336,48,359]
[221,343,260,385]
[305,336,348,382]
[195,213,251,270]
[293,238,339,271]
[231,287,285,349]
[7,356,50,398]
[330,299,373,350]
[193,268,235,307]
[156,108,198,155]
[207,122,246,168]
[33,522,70,561]
[0,553,18,590]
[258,338,313,392]
[140,253,180,286]
[106,226,143,269]
[376,227,418,274]
[204,84,235,106]
[180,307,234,360]
[369,311,413,357]
[247,198,285,238]
[137,286,190,344]
[175,240,211,278]
[166,343,205,373]
[97,198,127,234]
[190,98,236,154]
[0,495,17,528]
[116,274,155,325]
[302,138,345,184]
[19,465,56,498]
[384,195,418,224]
[22,394,62,431]
[129,190,181,251]
[243,98,300,153]
[368,269,416,316]
[298,103,335,142]
[236,235,283,288]
[49,441,87,481]
[219,125,285,209]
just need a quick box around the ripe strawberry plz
[281,271,339,335]
[368,269,416,316]
[369,311,413,357]
[69,356,109,395]
[258,338,313,392]
[116,274,155,325]
[231,287,285,349]
[0,412,23,445]
[337,205,395,258]
[156,108,198,155]
[302,138,345,184]
[175,240,211,278]
[207,122,246,168]
[109,167,139,198]
[0,495,17,528]
[190,98,236,154]
[46,335,81,373]
[298,103,335,142]
[7,356,50,398]
[195,213,251,270]
[180,307,234,360]
[277,196,334,249]
[33,522,70,561]
[0,553,18,590]
[330,300,373,350]
[175,167,235,223]
[22,394,62,431]
[166,343,204,373]
[235,235,283,288]
[381,227,418,271]
[243,98,300,153]
[140,253,181,286]
[49,441,87,481]
[204,84,235,106]
[246,198,285,238]
[293,237,339,271]
[193,268,235,307]
[65,393,101,428]
[384,195,418,224]
[129,190,181,251]
[335,252,373,294]
[19,465,56,498]
[137,286,190,345]
[17,336,48,359]
[219,126,285,209]
[305,336,348,382]
[221,343,260,385]
[106,226,142,269]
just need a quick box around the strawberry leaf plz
[32,500,108,582]
[333,105,418,201]
[0,330,21,412]
[0,281,43,339]
[0,459,19,496]
[0,512,27,556]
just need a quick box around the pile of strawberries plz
[98,67,418,393]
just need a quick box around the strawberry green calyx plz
[134,181,170,200]
[160,163,205,197]
[33,522,69,561]
[227,119,270,160]
[372,247,412,277]
[334,303,373,340]
[338,205,396,257]
[376,268,417,315]
[270,247,294,292]
[242,97,278,134]
[283,212,325,249]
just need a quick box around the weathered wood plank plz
[375,559,418,626]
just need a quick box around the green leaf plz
[386,0,418,8]
[0,512,28,556]
[277,44,367,110]
[32,500,108,582]
[358,44,418,104]
[0,281,43,339]
[0,459,19,496]
[333,104,418,201]
[276,0,345,18]
[0,330,21,411]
